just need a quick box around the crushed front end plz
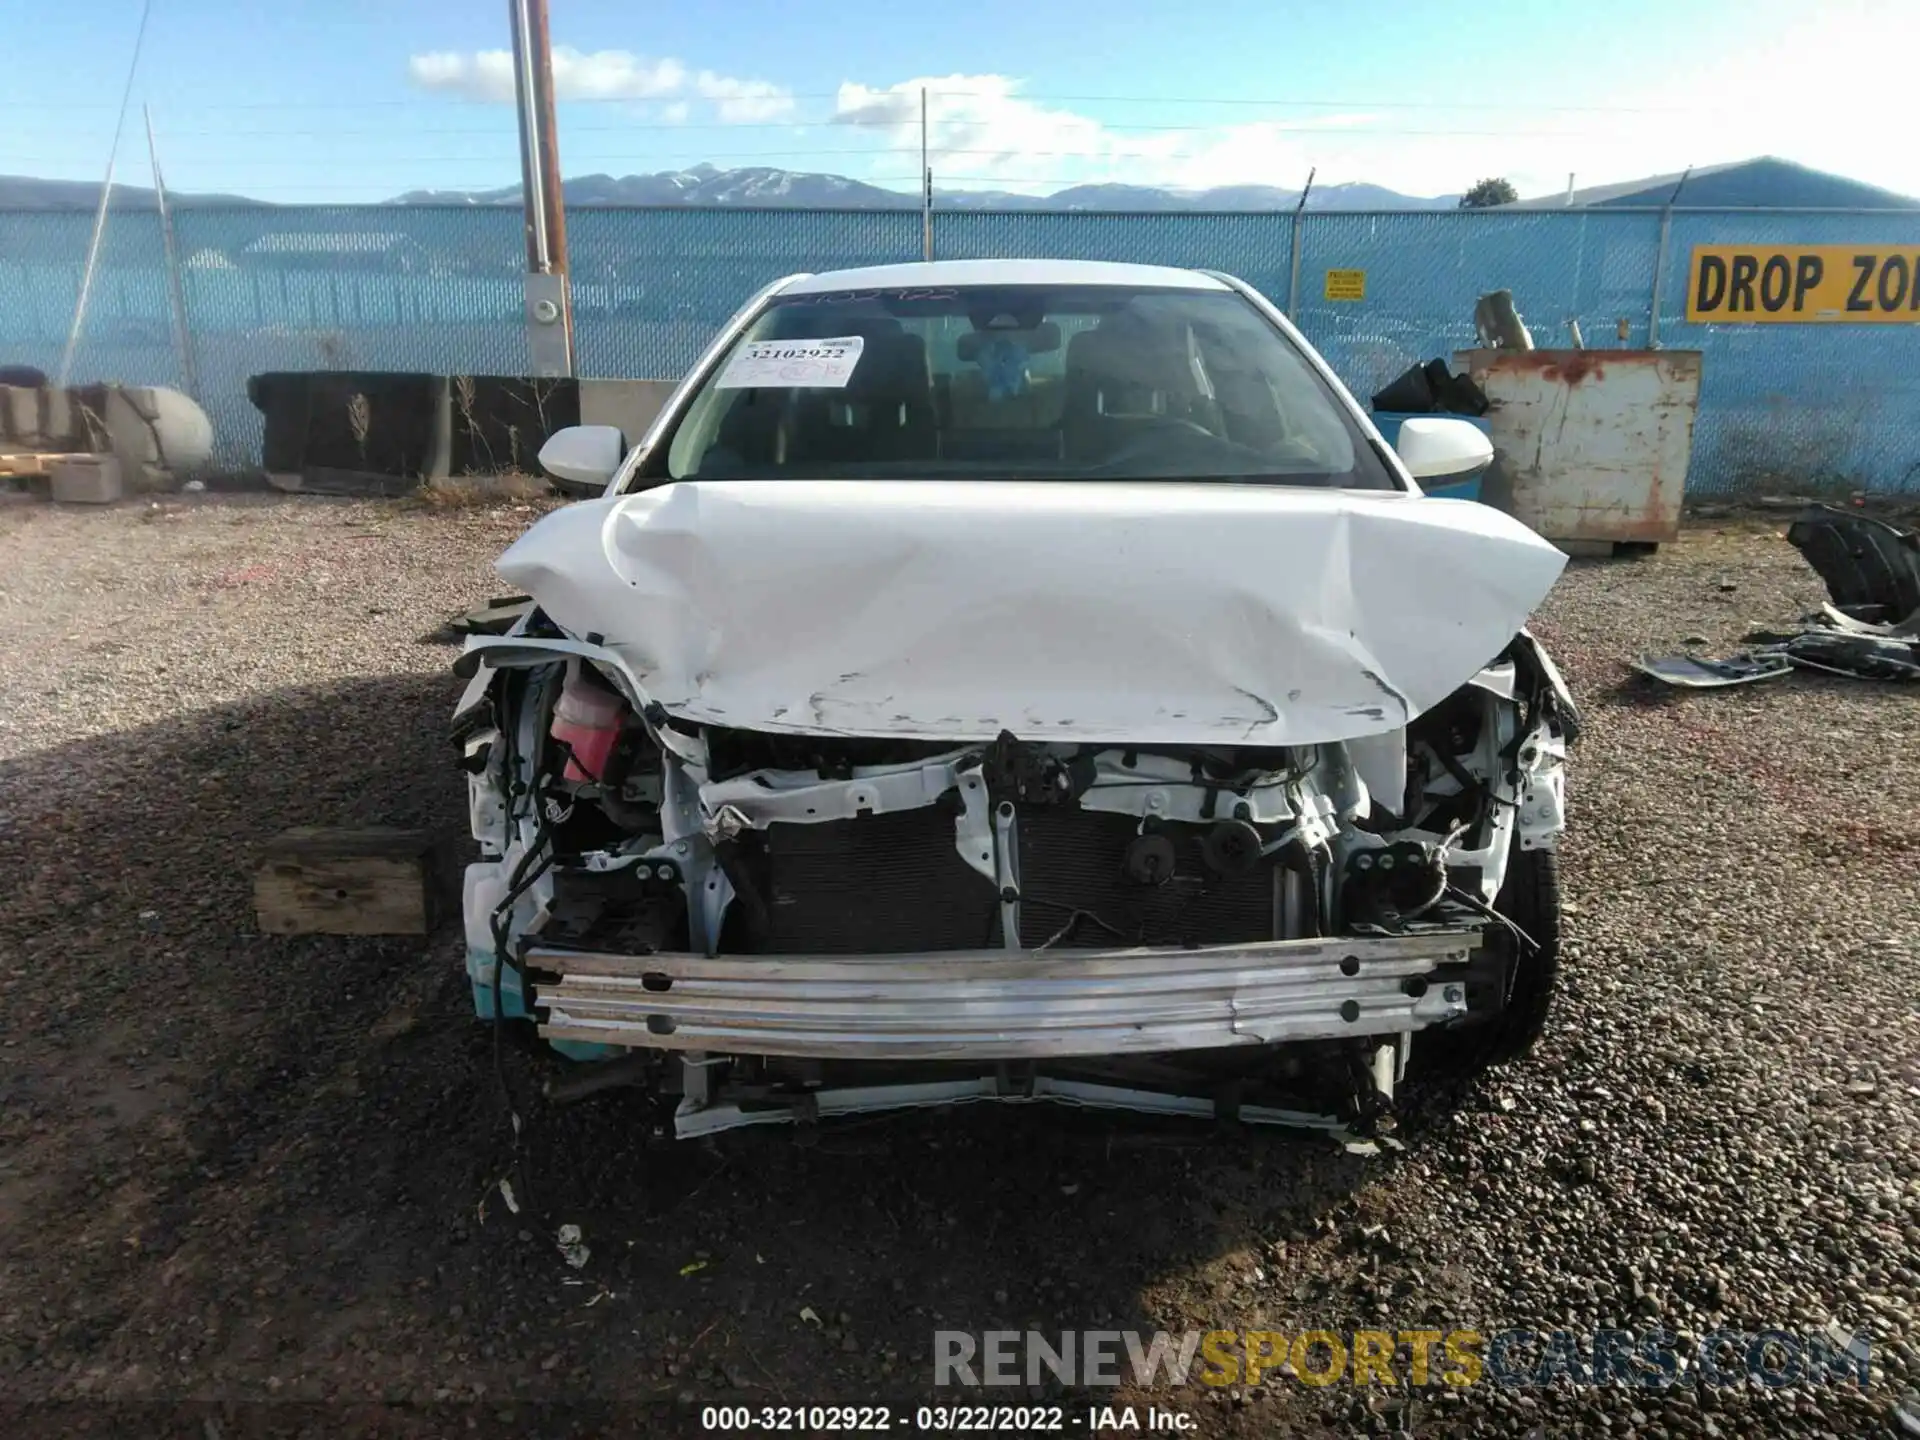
[453,615,1576,1147]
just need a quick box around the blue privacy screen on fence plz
[2,203,1916,491]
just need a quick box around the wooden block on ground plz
[255,826,447,935]
[1,451,86,478]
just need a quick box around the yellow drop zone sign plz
[1687,244,1920,322]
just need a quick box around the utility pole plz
[509,0,574,376]
[920,87,933,262]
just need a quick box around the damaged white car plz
[452,259,1578,1145]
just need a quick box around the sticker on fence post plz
[717,336,866,388]
[1324,269,1367,301]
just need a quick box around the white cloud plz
[695,71,794,124]
[407,48,792,123]
[827,73,1663,199]
[830,29,1920,202]
[406,50,509,101]
[553,48,686,101]
[406,6,1920,200]
[831,75,1340,194]
[835,76,1119,182]
[408,47,684,103]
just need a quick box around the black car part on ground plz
[1631,652,1794,688]
[1786,504,1920,626]
[1635,631,1920,687]
[1635,507,1920,689]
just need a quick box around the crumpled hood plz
[495,479,1565,746]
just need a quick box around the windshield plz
[653,284,1397,488]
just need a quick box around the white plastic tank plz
[110,385,216,475]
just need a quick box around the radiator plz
[765,807,1000,953]
[761,804,1274,954]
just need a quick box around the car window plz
[655,285,1396,489]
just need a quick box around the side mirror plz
[538,424,626,489]
[1393,417,1494,481]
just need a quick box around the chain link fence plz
[2,204,1916,492]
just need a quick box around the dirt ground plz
[0,493,1915,1438]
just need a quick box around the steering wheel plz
[1088,417,1269,473]
[1118,414,1216,439]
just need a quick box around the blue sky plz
[2,0,1913,202]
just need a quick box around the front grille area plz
[1015,807,1275,949]
[765,807,1001,954]
[757,803,1274,955]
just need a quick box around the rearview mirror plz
[538,424,626,489]
[1393,417,1494,482]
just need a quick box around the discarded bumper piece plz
[1779,630,1920,680]
[1634,632,1920,687]
[1630,652,1793,689]
[1787,504,1920,626]
[1637,506,1920,689]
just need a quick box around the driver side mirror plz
[538,424,626,490]
[1393,417,1494,481]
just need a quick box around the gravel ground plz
[0,492,1915,1438]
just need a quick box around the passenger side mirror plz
[538,424,626,489]
[1393,417,1494,481]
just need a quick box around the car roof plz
[776,259,1230,296]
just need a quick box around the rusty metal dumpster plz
[1453,349,1703,546]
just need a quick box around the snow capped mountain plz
[386,165,1458,211]
[0,165,1457,212]
[388,165,921,209]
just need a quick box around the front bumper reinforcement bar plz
[527,933,1473,1061]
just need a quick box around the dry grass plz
[411,471,556,510]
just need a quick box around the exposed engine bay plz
[454,618,1577,1149]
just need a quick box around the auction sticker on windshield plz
[717,336,866,388]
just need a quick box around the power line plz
[2,118,1666,155]
[0,90,1728,114]
[11,153,910,167]
[43,120,913,137]
[0,130,1646,169]
[963,92,1710,114]
[0,178,940,198]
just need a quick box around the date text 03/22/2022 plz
[699,1404,1195,1432]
